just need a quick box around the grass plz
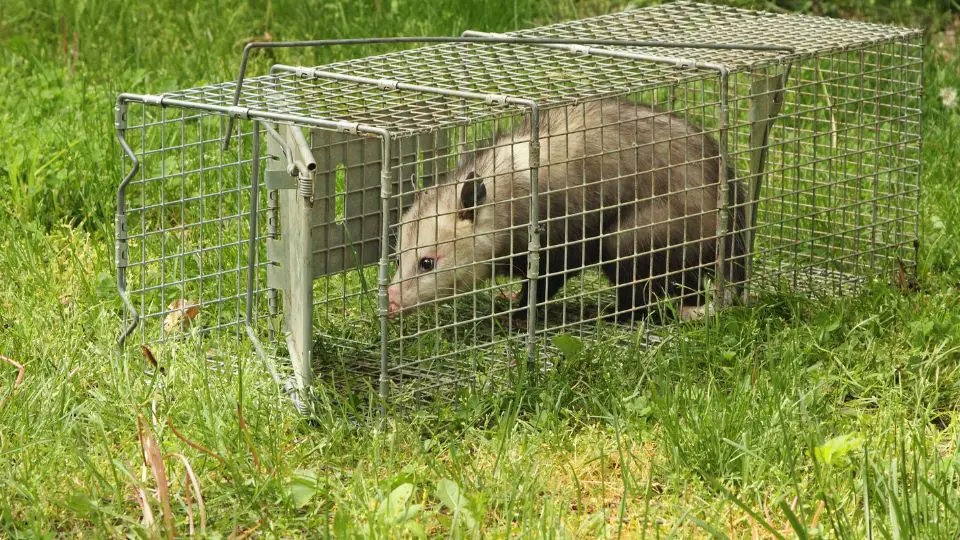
[2,0,960,537]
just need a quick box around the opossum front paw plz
[496,288,522,303]
[679,303,714,322]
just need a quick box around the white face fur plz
[387,171,495,316]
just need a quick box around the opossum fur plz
[387,98,746,322]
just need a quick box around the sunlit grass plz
[1,0,960,536]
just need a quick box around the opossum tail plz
[723,168,749,304]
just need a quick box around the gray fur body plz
[387,98,746,322]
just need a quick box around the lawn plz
[2,0,960,537]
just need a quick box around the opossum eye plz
[418,257,435,272]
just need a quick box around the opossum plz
[386,98,746,323]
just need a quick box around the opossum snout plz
[387,285,401,318]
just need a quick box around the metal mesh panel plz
[118,106,271,373]
[731,38,922,297]
[509,1,918,69]
[159,1,917,136]
[375,88,731,401]
[115,1,923,408]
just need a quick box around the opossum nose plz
[387,285,399,304]
[387,286,401,317]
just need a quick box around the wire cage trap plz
[114,2,923,411]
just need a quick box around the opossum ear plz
[458,172,486,221]
[457,150,476,171]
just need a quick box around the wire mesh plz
[116,1,923,408]
[117,105,273,376]
[731,38,922,297]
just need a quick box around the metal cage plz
[115,2,923,412]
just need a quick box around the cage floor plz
[274,262,883,404]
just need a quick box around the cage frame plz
[114,2,923,414]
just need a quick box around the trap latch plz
[263,123,316,197]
